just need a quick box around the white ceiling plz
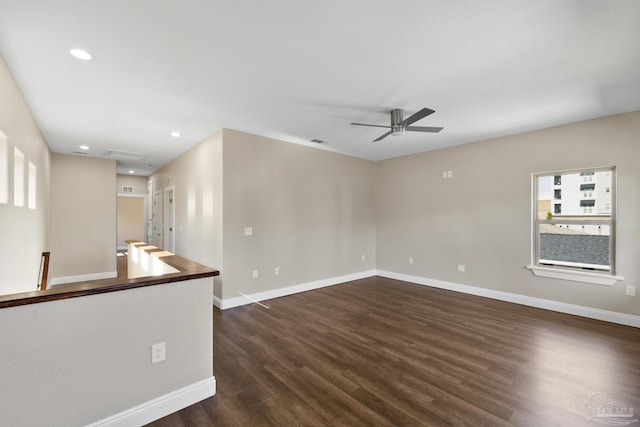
[1,0,639,175]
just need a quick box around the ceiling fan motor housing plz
[391,109,406,136]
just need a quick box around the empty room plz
[0,1,639,426]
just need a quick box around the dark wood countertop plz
[0,252,219,309]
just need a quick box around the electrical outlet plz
[447,171,453,178]
[408,257,414,265]
[442,171,447,179]
[252,269,258,279]
[458,264,465,272]
[151,342,165,364]
[626,285,636,296]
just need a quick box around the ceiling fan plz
[351,108,443,142]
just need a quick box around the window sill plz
[526,265,623,286]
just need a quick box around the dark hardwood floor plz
[147,276,640,426]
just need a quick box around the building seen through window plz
[535,168,614,273]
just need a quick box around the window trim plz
[528,166,623,286]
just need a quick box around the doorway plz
[116,195,145,249]
[163,186,175,252]
[152,191,162,248]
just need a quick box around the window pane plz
[0,133,7,204]
[538,223,610,271]
[28,161,36,209]
[538,170,612,219]
[535,167,615,274]
[14,147,24,207]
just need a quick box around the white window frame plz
[527,166,623,286]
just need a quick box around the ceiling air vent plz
[72,151,88,155]
[104,148,148,160]
[122,186,134,193]
[310,139,327,144]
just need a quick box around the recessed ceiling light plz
[79,145,89,150]
[128,170,135,174]
[69,48,94,61]
[170,131,181,138]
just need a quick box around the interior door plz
[152,191,162,247]
[146,179,153,243]
[164,186,175,252]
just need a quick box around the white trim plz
[48,271,118,286]
[213,294,223,309]
[214,270,377,310]
[87,376,215,427]
[527,265,623,286]
[116,193,146,198]
[376,270,640,328]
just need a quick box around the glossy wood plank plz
[148,276,640,426]
[0,251,218,308]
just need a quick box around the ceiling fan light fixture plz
[391,127,406,137]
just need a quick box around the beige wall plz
[117,196,145,247]
[151,129,377,299]
[50,154,117,282]
[116,174,148,196]
[376,111,640,316]
[151,130,224,295]
[221,129,376,299]
[116,174,148,247]
[0,277,213,426]
[0,54,50,294]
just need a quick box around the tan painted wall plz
[376,111,640,316]
[117,196,145,246]
[221,129,376,300]
[0,54,50,295]
[116,174,148,196]
[151,129,377,299]
[0,277,213,426]
[49,154,117,281]
[151,130,224,295]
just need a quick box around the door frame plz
[163,185,175,253]
[152,190,162,248]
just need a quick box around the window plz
[0,131,7,204]
[14,147,25,207]
[530,167,620,285]
[28,161,36,209]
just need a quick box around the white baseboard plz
[376,270,640,328]
[87,376,216,427]
[214,270,377,310]
[49,271,118,286]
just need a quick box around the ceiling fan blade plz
[350,122,392,129]
[406,126,443,133]
[402,108,435,126]
[373,130,393,142]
